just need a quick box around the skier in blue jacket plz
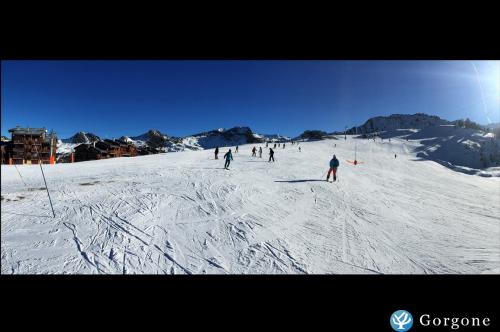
[326,155,339,182]
[224,149,233,169]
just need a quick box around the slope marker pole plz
[34,143,56,218]
[39,162,56,218]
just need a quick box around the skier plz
[235,146,239,153]
[268,148,275,162]
[283,143,285,149]
[299,146,301,152]
[252,146,257,157]
[274,143,277,149]
[395,154,397,159]
[214,146,219,159]
[326,154,339,182]
[278,143,280,147]
[259,147,262,158]
[266,142,268,148]
[224,149,233,169]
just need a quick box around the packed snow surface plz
[2,136,499,274]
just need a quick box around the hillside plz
[346,113,449,135]
[2,136,499,274]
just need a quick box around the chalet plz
[74,143,108,162]
[115,139,137,157]
[7,127,57,165]
[96,140,122,158]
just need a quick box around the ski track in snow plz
[1,137,500,274]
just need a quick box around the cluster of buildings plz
[72,139,139,162]
[1,127,158,165]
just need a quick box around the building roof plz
[103,139,121,147]
[8,127,47,135]
[74,143,107,154]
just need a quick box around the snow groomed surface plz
[1,136,499,274]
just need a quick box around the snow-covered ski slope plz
[1,136,499,274]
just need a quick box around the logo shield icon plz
[390,310,413,331]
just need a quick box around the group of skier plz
[251,146,263,158]
[214,143,339,181]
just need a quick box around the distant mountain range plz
[56,114,498,155]
[58,127,293,154]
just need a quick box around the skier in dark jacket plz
[274,143,276,149]
[214,147,219,159]
[268,148,275,162]
[326,155,339,182]
[224,149,233,169]
[259,147,262,158]
[235,146,239,153]
[252,146,257,157]
[266,142,268,148]
[283,143,285,149]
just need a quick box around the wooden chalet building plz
[7,127,57,165]
[96,139,122,158]
[115,139,138,157]
[74,143,108,162]
[73,139,139,162]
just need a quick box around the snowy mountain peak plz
[131,129,168,142]
[346,113,450,135]
[119,136,134,143]
[62,131,101,144]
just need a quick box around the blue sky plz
[1,60,499,139]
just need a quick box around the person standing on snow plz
[266,142,268,148]
[214,146,219,159]
[224,149,233,169]
[326,154,339,182]
[395,154,397,159]
[274,143,277,149]
[283,143,285,149]
[268,148,275,162]
[235,146,239,153]
[299,146,301,152]
[252,146,257,157]
[259,147,262,158]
